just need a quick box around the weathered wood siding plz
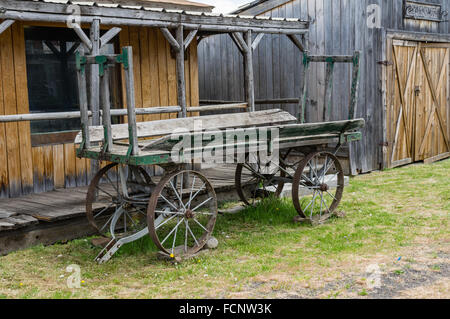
[0,23,199,198]
[198,0,450,173]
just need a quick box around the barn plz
[198,0,450,174]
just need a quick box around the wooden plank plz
[76,109,298,143]
[43,144,54,192]
[148,28,161,121]
[11,21,33,195]
[52,144,65,189]
[157,28,170,120]
[0,26,21,196]
[0,23,8,198]
[423,152,450,164]
[75,155,87,187]
[143,118,365,151]
[64,143,76,188]
[129,26,143,123]
[139,26,151,122]
[31,146,44,194]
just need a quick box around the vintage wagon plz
[74,45,364,262]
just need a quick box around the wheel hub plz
[184,209,195,219]
[319,183,329,192]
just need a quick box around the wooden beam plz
[287,34,305,52]
[0,107,182,123]
[229,32,245,54]
[0,20,14,35]
[251,33,265,51]
[75,109,298,144]
[160,27,180,52]
[184,29,198,51]
[0,1,309,32]
[232,32,248,53]
[244,30,255,112]
[100,27,121,48]
[73,24,92,51]
[100,66,113,152]
[123,46,139,155]
[176,25,187,118]
[89,19,100,125]
[76,46,90,149]
[187,103,248,112]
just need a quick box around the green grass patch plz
[0,159,448,298]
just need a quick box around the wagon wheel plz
[147,170,218,257]
[292,151,344,219]
[235,152,286,206]
[86,163,154,238]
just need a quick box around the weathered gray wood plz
[73,23,92,51]
[100,27,121,48]
[143,118,365,151]
[160,27,181,52]
[244,30,255,112]
[232,32,248,53]
[123,46,139,155]
[0,0,310,32]
[251,33,265,51]
[184,29,198,50]
[74,109,297,144]
[287,34,305,52]
[187,103,248,112]
[89,19,100,126]
[77,47,90,149]
[100,66,113,152]
[323,61,334,121]
[0,19,14,35]
[229,32,245,54]
[0,107,182,123]
[176,25,187,118]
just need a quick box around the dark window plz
[24,26,121,144]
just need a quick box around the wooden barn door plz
[386,40,450,168]
[414,43,450,163]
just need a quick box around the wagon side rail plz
[300,51,361,123]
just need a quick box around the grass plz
[0,159,448,298]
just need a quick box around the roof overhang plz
[0,0,309,35]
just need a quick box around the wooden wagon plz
[74,46,364,263]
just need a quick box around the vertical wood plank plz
[64,143,76,188]
[43,144,54,192]
[0,28,8,198]
[12,21,33,195]
[157,29,169,120]
[32,146,44,194]
[148,28,161,121]
[129,26,143,122]
[0,27,21,196]
[52,144,65,189]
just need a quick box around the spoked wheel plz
[147,170,218,257]
[235,153,286,206]
[292,151,344,219]
[86,163,154,238]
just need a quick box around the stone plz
[205,236,219,249]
